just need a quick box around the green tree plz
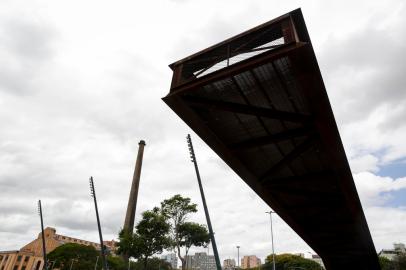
[47,243,99,270]
[130,257,172,270]
[379,256,395,270]
[107,256,126,270]
[117,229,133,258]
[263,254,323,270]
[48,242,126,270]
[117,208,171,270]
[178,222,210,258]
[394,253,406,270]
[160,195,210,270]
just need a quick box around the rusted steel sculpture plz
[163,9,380,270]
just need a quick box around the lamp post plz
[265,211,276,270]
[90,176,109,270]
[187,134,221,270]
[236,246,240,269]
[69,259,74,270]
[38,200,48,270]
[51,260,57,270]
[94,256,99,270]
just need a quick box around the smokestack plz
[123,140,146,233]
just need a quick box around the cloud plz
[0,16,57,95]
[349,154,379,173]
[316,3,406,166]
[354,172,406,207]
[0,0,405,260]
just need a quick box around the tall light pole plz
[187,134,221,270]
[38,200,48,270]
[236,246,240,269]
[90,176,109,270]
[265,211,276,270]
[94,256,99,270]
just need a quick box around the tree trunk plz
[177,246,186,270]
[143,257,148,270]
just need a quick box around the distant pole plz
[90,177,109,270]
[38,200,48,270]
[69,259,74,270]
[265,211,276,270]
[51,260,57,270]
[236,246,240,269]
[187,134,221,270]
[94,256,99,270]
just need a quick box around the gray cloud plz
[0,17,57,95]
[319,6,406,125]
[1,0,406,261]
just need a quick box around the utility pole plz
[94,256,99,270]
[187,134,221,270]
[265,211,276,270]
[90,177,109,270]
[51,260,57,270]
[38,200,48,270]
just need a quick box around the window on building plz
[17,256,22,262]
[24,256,30,262]
[13,266,18,270]
[21,267,26,270]
[35,261,41,270]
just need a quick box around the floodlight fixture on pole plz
[265,211,276,270]
[186,134,221,270]
[38,200,48,270]
[90,176,109,270]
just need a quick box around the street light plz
[38,200,48,270]
[236,246,240,269]
[265,211,276,270]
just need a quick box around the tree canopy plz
[263,254,323,270]
[178,222,210,256]
[130,257,172,270]
[160,194,210,270]
[117,195,210,270]
[379,253,406,270]
[47,243,125,270]
[48,243,99,270]
[160,195,197,228]
[117,208,171,270]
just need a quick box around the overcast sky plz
[1,0,405,263]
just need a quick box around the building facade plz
[161,253,178,269]
[0,227,116,270]
[379,243,406,261]
[185,252,216,270]
[223,259,235,270]
[240,256,261,269]
[310,255,324,268]
[0,250,43,270]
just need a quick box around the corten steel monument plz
[163,9,380,270]
[123,140,146,232]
